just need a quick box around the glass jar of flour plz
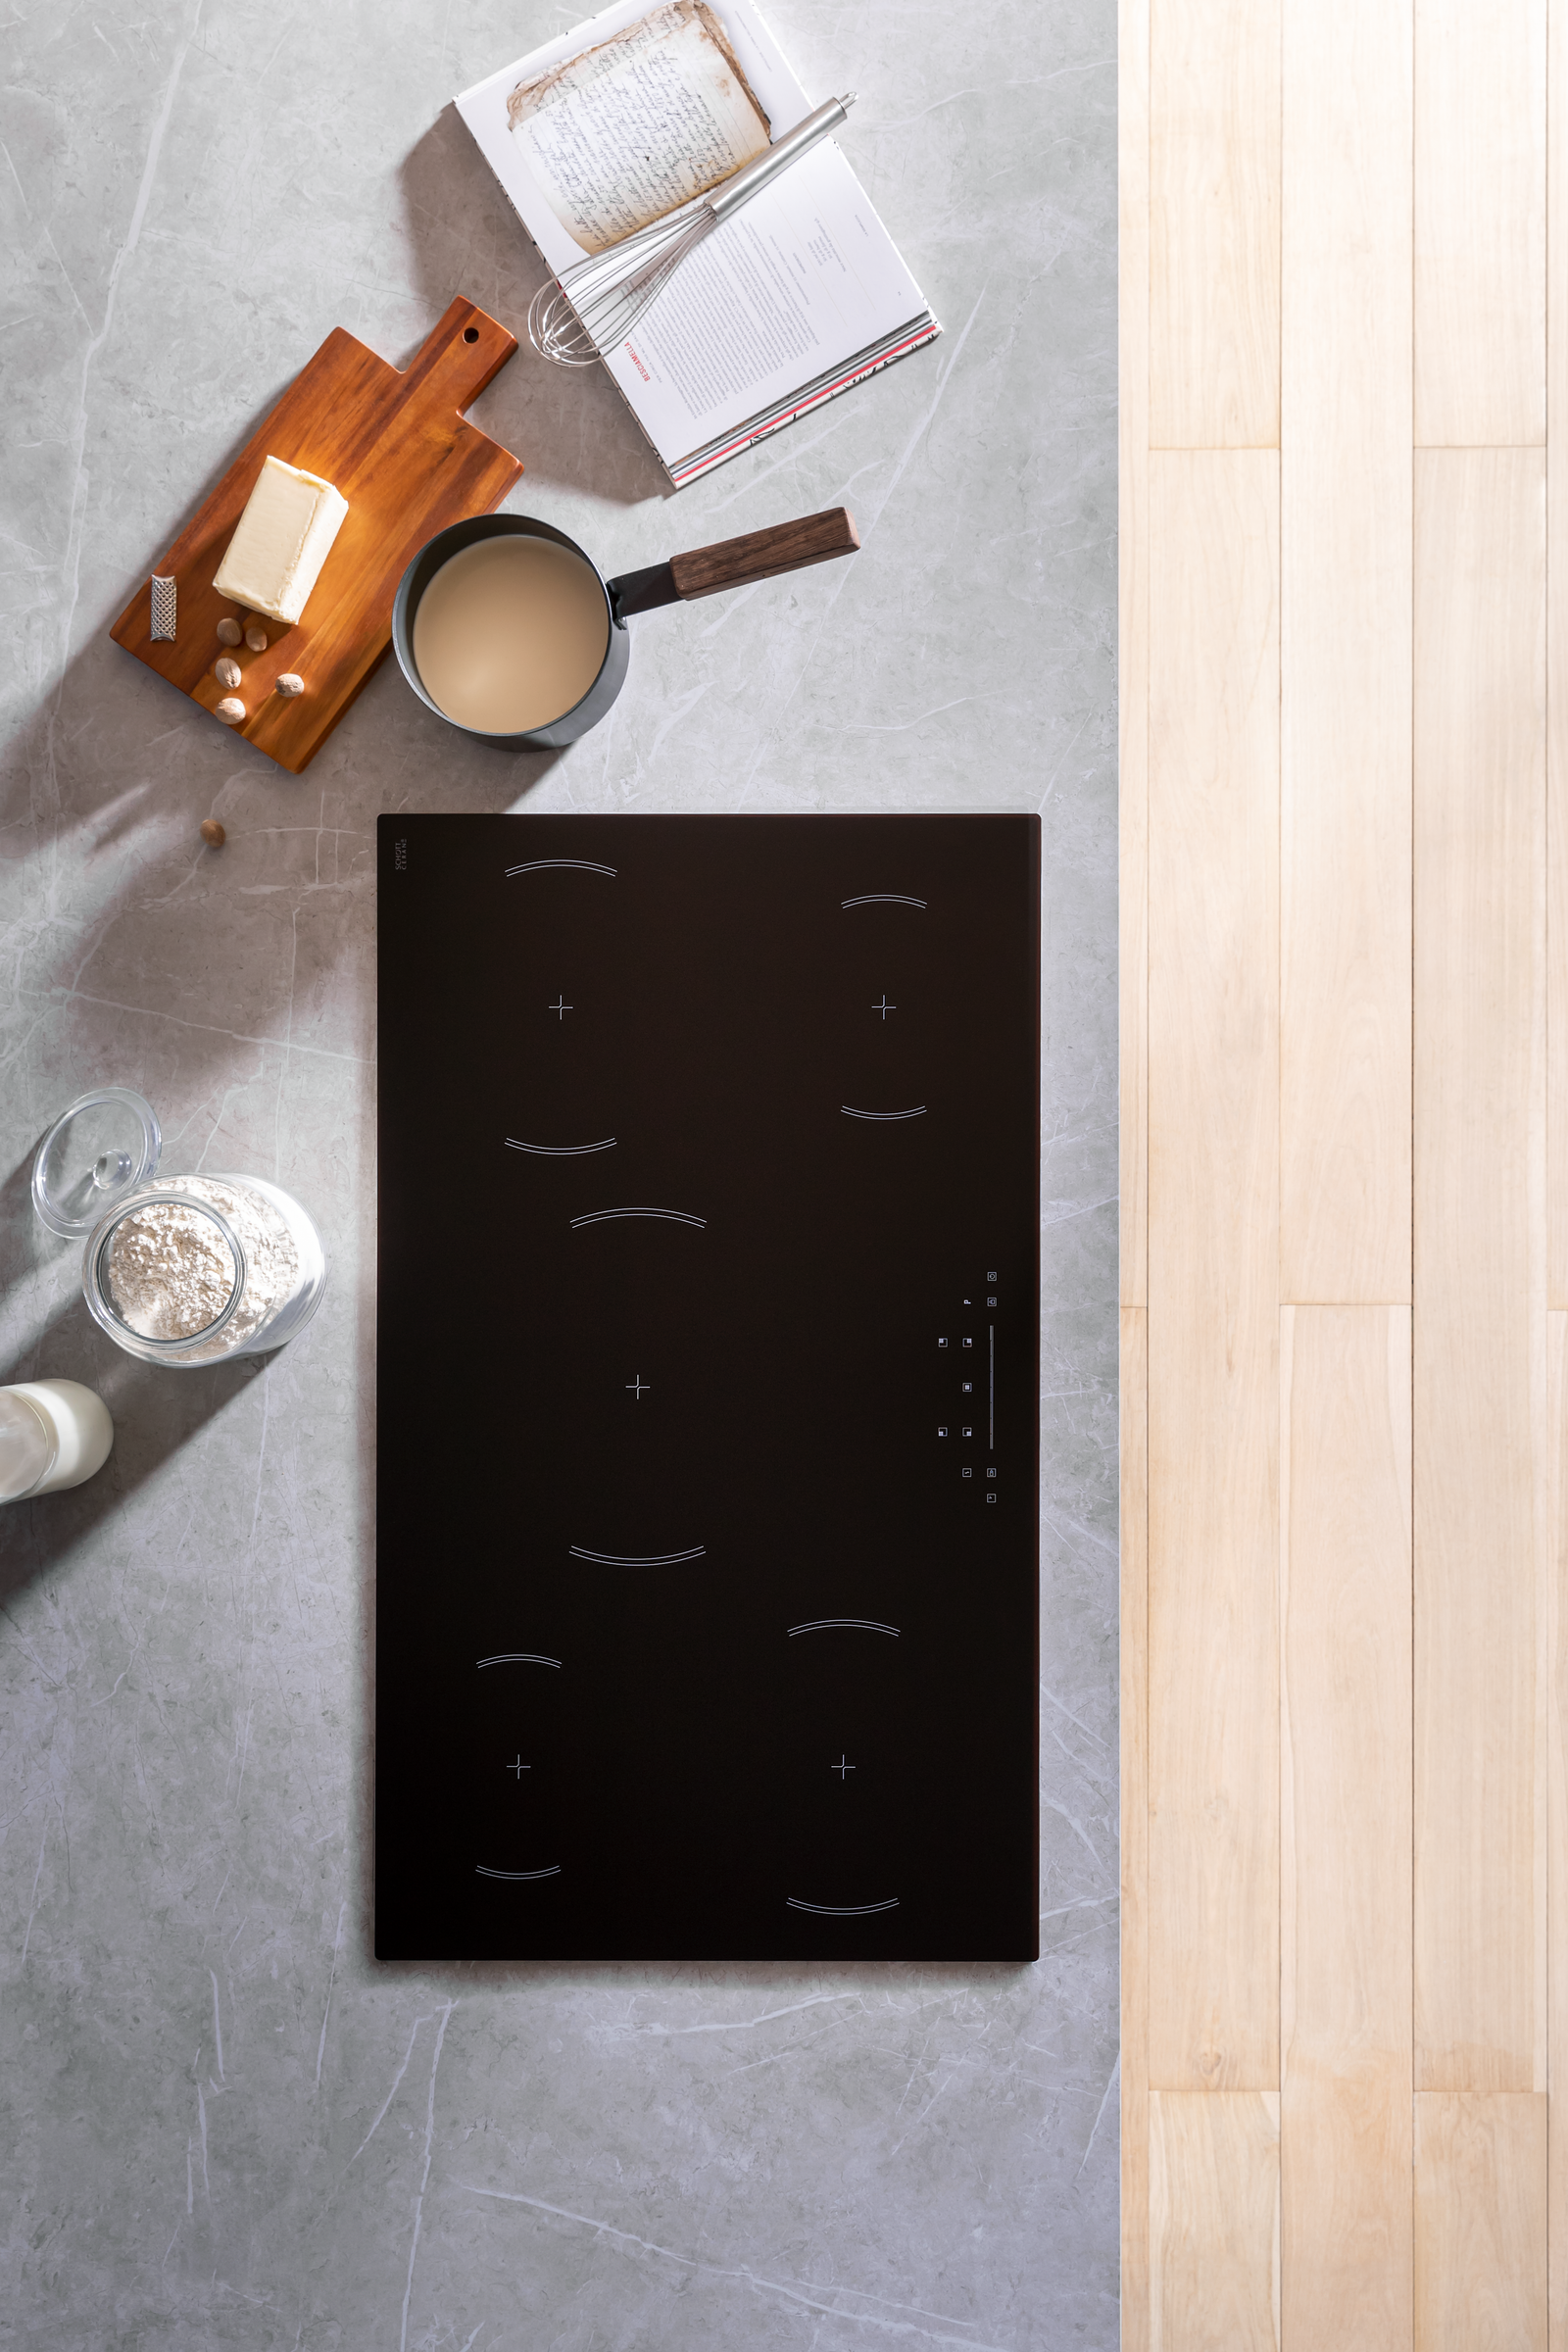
[80,1173,326,1367]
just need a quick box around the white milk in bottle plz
[0,1380,114,1501]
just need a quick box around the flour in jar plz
[107,1177,300,1358]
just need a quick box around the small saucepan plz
[391,505,859,752]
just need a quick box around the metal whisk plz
[528,93,856,369]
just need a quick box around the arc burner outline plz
[569,1544,707,1566]
[569,1206,707,1229]
[506,1137,616,1156]
[476,1653,561,1669]
[475,1864,563,1882]
[787,1895,901,1916]
[505,859,617,878]
[841,895,926,909]
[840,1106,926,1121]
[788,1619,901,1638]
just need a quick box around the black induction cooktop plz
[375,815,1040,1960]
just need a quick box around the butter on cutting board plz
[213,456,349,626]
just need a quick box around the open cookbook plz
[457,0,941,486]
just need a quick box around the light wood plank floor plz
[1120,0,1561,2337]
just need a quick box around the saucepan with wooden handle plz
[390,506,859,752]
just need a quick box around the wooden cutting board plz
[110,296,524,773]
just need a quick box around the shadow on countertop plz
[0,1140,272,1599]
[0,104,639,988]
[0,589,564,1124]
[396,105,673,515]
[0,1298,270,1602]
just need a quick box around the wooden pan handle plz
[668,507,860,600]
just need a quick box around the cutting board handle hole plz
[463,326,479,343]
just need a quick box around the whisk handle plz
[710,94,857,222]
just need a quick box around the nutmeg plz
[214,656,242,689]
[275,672,305,698]
[215,697,245,725]
[200,818,226,848]
[244,622,269,652]
[216,617,243,646]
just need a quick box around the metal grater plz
[150,576,176,641]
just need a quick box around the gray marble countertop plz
[0,1,1117,2343]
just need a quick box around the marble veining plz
[0,0,1117,2342]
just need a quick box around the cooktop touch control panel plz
[936,1270,1012,1500]
[376,815,1041,1960]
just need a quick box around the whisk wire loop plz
[526,93,856,370]
[528,204,717,368]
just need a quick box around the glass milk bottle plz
[0,1380,114,1503]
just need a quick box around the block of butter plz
[213,455,349,626]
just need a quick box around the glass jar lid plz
[32,1088,162,1238]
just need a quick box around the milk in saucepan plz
[411,537,610,735]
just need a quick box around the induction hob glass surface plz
[376,815,1040,1959]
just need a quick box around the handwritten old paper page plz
[506,0,771,255]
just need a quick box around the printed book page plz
[600,141,927,464]
[507,1,771,255]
